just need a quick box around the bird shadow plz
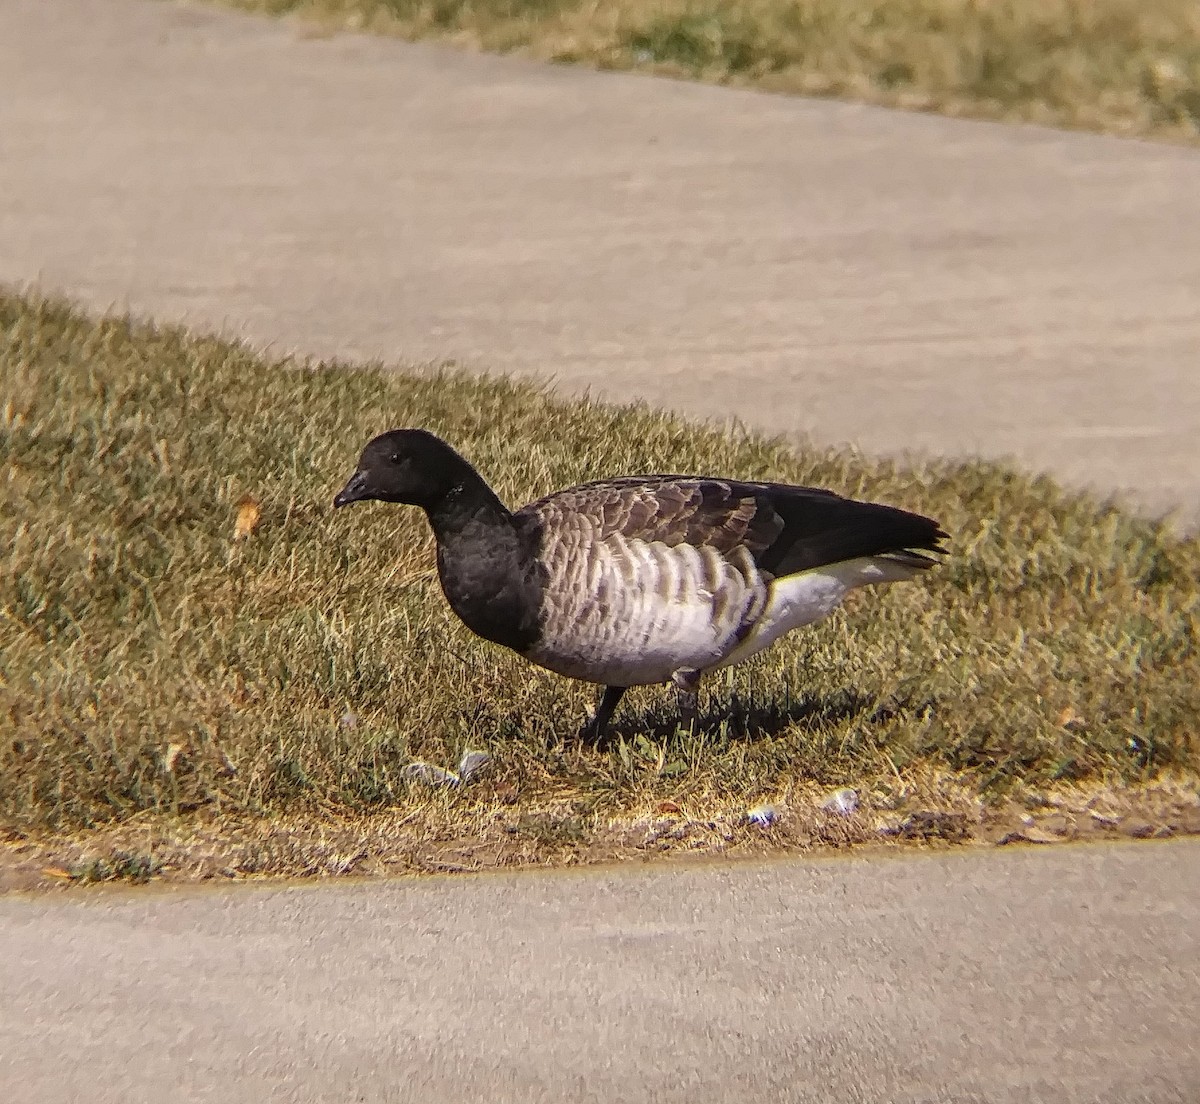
[602,685,916,748]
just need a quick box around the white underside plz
[715,556,919,670]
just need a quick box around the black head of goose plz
[334,429,948,743]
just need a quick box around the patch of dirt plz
[3,778,1198,894]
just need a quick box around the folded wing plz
[522,476,946,579]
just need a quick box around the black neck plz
[425,471,512,546]
[425,476,543,654]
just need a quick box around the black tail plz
[751,485,947,576]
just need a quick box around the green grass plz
[217,0,1200,143]
[1,290,1198,878]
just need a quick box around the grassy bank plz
[2,291,1198,885]
[218,0,1200,143]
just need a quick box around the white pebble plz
[822,788,860,817]
[458,750,491,783]
[403,762,460,787]
[746,804,778,828]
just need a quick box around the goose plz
[333,429,947,743]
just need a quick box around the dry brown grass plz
[218,0,1200,143]
[2,290,1198,885]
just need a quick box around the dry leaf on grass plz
[233,494,261,541]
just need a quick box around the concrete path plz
[2,0,1198,519]
[2,3,1199,1102]
[3,842,1199,1103]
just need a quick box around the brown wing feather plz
[519,476,946,579]
[522,478,781,558]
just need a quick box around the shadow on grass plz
[602,685,926,747]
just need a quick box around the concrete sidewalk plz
[2,0,1198,519]
[3,841,1199,1104]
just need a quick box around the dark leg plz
[671,669,702,733]
[579,685,627,746]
